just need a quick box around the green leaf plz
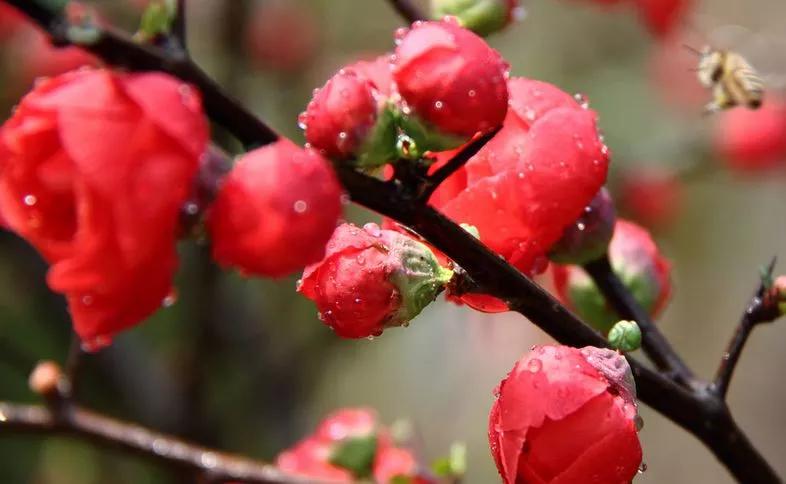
[329,435,378,478]
[138,0,177,39]
[431,442,467,477]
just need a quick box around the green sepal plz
[387,239,453,327]
[355,104,399,170]
[329,435,378,478]
[395,108,465,154]
[431,0,509,37]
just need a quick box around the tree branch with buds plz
[0,1,781,483]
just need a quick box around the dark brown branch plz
[712,259,781,399]
[418,127,500,203]
[583,255,695,385]
[385,0,427,23]
[0,401,325,484]
[172,0,187,49]
[4,1,781,482]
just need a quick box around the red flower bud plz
[298,223,453,338]
[552,219,671,332]
[489,345,642,484]
[208,139,342,278]
[277,407,429,483]
[0,69,208,348]
[244,0,320,73]
[714,100,786,173]
[619,167,683,230]
[392,19,509,139]
[634,0,692,38]
[301,69,383,160]
[550,188,616,265]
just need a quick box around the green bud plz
[387,238,454,326]
[329,435,378,478]
[431,0,510,36]
[432,442,468,478]
[608,320,642,352]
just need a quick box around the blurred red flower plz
[714,101,786,173]
[244,0,320,74]
[619,167,683,230]
[0,69,207,347]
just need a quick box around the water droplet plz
[577,222,586,231]
[23,194,37,206]
[524,108,536,121]
[573,93,589,109]
[162,290,178,308]
[293,200,308,213]
[434,100,444,110]
[354,297,362,304]
[468,89,476,97]
[367,335,375,341]
[600,145,609,156]
[638,462,648,474]
[363,222,382,237]
[356,255,366,265]
[527,358,542,373]
[517,172,525,179]
[297,112,308,130]
[394,27,409,44]
[183,202,199,215]
[81,294,94,306]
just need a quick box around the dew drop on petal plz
[527,358,542,373]
[434,100,444,110]
[23,194,37,206]
[293,200,308,213]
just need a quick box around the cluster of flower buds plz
[489,345,643,483]
[552,220,672,333]
[300,18,510,170]
[276,408,433,483]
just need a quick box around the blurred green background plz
[1,0,786,482]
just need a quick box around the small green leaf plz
[431,442,468,477]
[329,435,378,478]
[138,0,177,39]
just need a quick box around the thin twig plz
[418,127,500,203]
[712,258,781,399]
[0,401,324,484]
[172,0,187,49]
[583,255,695,385]
[63,334,85,399]
[385,0,427,23]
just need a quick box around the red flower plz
[301,69,381,159]
[552,219,671,332]
[298,223,452,338]
[374,446,419,483]
[0,69,208,347]
[429,78,608,314]
[277,437,354,482]
[244,0,320,73]
[489,345,642,484]
[208,139,342,278]
[619,167,683,230]
[714,100,786,173]
[392,19,509,138]
[277,407,429,483]
[634,0,692,38]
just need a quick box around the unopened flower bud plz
[549,187,616,264]
[608,320,642,353]
[298,223,453,338]
[431,0,519,36]
[28,361,63,397]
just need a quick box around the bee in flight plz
[688,45,765,114]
